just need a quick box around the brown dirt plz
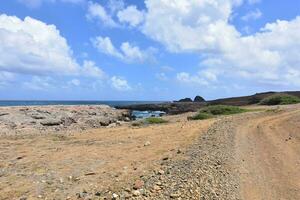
[236,106,300,200]
[0,112,214,200]
[1,104,300,200]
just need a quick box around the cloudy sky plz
[0,0,299,101]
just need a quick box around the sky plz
[0,0,300,101]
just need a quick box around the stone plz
[133,180,144,190]
[61,117,76,126]
[153,185,161,191]
[132,190,141,197]
[0,113,9,116]
[112,193,118,199]
[157,170,165,175]
[170,193,180,198]
[162,156,169,161]
[144,141,151,147]
[40,119,62,126]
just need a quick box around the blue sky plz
[0,0,299,101]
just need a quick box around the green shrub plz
[188,105,247,120]
[145,117,168,124]
[188,113,213,120]
[199,105,247,115]
[260,94,300,105]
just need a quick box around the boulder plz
[194,96,205,102]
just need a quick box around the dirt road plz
[236,107,300,200]
[136,105,300,199]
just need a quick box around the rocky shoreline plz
[0,105,130,136]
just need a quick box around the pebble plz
[144,141,151,146]
[133,180,144,190]
[132,190,141,196]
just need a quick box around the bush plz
[188,113,213,120]
[145,117,168,124]
[259,94,300,105]
[188,105,247,120]
[199,105,247,115]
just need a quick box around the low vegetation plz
[189,105,248,120]
[260,94,300,105]
[131,117,168,126]
[145,117,168,124]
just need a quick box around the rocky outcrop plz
[0,105,130,135]
[194,95,205,102]
[177,98,193,102]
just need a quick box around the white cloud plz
[142,0,241,52]
[161,66,174,72]
[86,1,118,27]
[22,76,55,90]
[108,0,125,14]
[241,9,262,21]
[0,14,107,81]
[155,72,168,81]
[69,79,81,86]
[247,0,261,5]
[81,60,106,78]
[91,36,123,59]
[92,36,153,63]
[0,14,79,75]
[117,5,145,27]
[120,42,146,62]
[111,76,131,91]
[135,0,300,87]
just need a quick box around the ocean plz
[0,100,164,107]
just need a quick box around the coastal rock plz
[40,119,62,126]
[194,96,205,102]
[177,98,193,102]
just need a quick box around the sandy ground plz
[0,112,214,200]
[1,104,300,200]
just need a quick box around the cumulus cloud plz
[86,1,118,27]
[176,69,218,86]
[22,76,56,90]
[81,60,106,78]
[241,9,262,21]
[134,0,300,87]
[110,76,131,91]
[92,36,154,63]
[108,0,125,14]
[0,14,107,82]
[117,5,145,27]
[0,14,80,75]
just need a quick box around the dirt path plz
[236,107,300,200]
[135,105,300,200]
